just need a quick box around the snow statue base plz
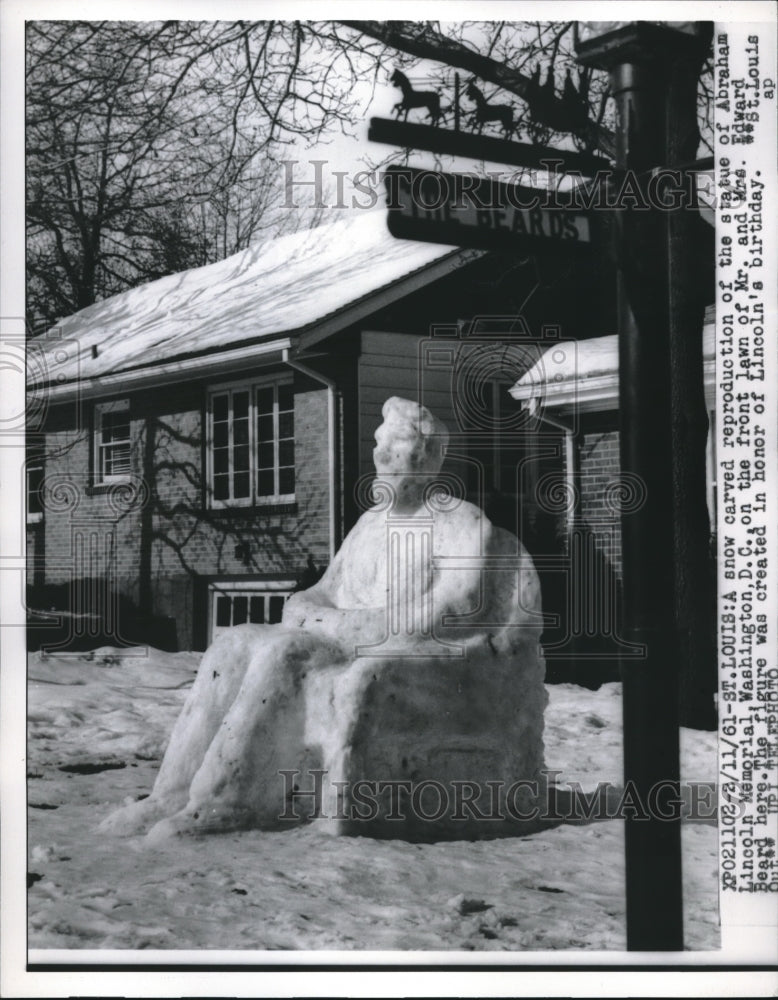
[101,397,548,842]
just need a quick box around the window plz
[94,399,131,483]
[208,379,294,507]
[27,462,44,523]
[209,580,295,641]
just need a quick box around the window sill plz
[209,501,298,517]
[257,499,297,515]
[85,480,132,497]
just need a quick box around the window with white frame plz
[209,580,294,641]
[208,378,295,506]
[26,462,44,523]
[94,399,131,483]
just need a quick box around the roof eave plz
[35,336,293,404]
[30,245,482,400]
[511,348,716,413]
[296,245,485,352]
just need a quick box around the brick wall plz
[35,357,628,650]
[35,371,330,649]
[578,426,623,578]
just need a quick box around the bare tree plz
[26,20,356,330]
[339,20,616,152]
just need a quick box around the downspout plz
[282,350,338,563]
[529,404,578,535]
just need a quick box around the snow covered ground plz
[27,646,719,952]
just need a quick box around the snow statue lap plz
[101,397,548,842]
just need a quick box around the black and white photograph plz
[1,2,777,997]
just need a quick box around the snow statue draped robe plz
[101,397,548,841]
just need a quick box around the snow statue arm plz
[281,528,387,649]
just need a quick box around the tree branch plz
[339,19,616,157]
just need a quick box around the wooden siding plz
[358,331,460,478]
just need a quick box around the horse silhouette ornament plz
[391,69,442,124]
[465,81,514,136]
[524,64,593,135]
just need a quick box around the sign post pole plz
[577,22,709,952]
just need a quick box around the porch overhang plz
[509,324,716,414]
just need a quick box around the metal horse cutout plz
[525,64,593,134]
[390,68,442,123]
[465,81,514,136]
[387,64,593,140]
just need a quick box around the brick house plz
[509,316,717,576]
[507,319,716,684]
[27,208,655,659]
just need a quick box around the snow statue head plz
[373,397,449,507]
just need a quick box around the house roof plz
[30,210,474,395]
[509,324,716,413]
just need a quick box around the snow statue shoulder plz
[101,397,548,842]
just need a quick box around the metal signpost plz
[369,116,611,175]
[576,20,712,952]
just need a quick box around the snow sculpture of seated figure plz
[102,397,547,841]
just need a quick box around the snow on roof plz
[30,211,464,388]
[509,324,715,409]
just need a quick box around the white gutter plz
[283,350,338,563]
[33,337,292,403]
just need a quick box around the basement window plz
[209,579,295,642]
